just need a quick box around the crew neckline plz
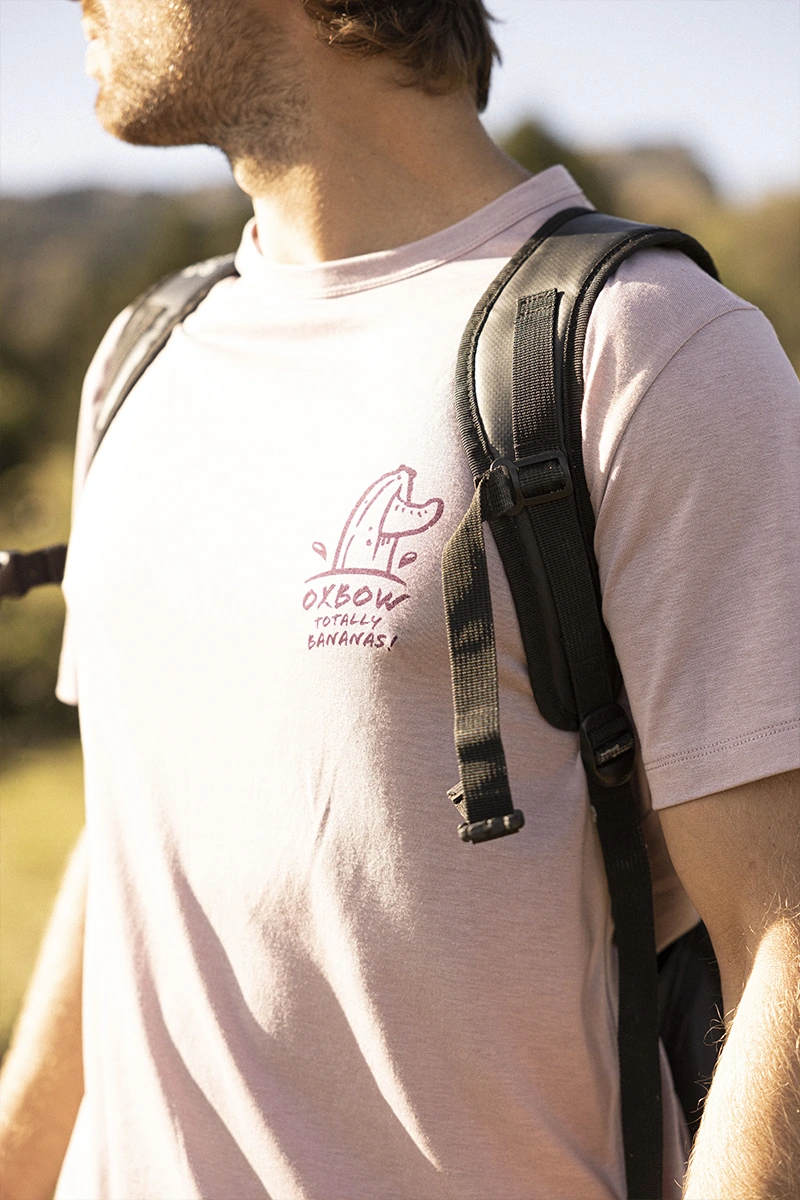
[234,165,588,301]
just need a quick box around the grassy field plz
[0,739,85,1057]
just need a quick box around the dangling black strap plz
[442,473,524,843]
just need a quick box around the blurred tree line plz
[1,119,798,749]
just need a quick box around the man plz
[1,2,798,1197]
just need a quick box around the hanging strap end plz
[456,809,525,844]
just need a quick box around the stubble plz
[85,0,308,173]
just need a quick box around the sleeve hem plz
[646,718,800,810]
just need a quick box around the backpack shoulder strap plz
[444,206,717,828]
[442,208,717,1200]
[0,255,239,598]
[91,253,239,459]
[457,208,717,728]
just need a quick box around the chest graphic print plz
[303,466,444,652]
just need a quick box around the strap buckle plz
[579,703,636,788]
[490,452,573,516]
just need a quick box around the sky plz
[1,0,798,200]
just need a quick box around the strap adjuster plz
[490,452,573,515]
[579,703,636,788]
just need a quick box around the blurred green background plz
[1,120,799,1058]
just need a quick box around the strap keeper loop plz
[489,452,573,516]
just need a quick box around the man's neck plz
[227,29,528,265]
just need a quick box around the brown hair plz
[301,1,499,111]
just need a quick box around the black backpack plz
[1,207,723,1200]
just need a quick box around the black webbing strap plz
[513,290,562,453]
[442,472,524,843]
[591,774,662,1200]
[0,545,68,598]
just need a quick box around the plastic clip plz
[579,703,635,788]
[458,810,525,844]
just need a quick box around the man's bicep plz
[659,769,800,1011]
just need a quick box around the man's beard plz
[87,0,307,168]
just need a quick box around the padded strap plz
[92,254,238,458]
[1,255,240,599]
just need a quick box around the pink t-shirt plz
[56,167,800,1200]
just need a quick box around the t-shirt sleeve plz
[56,306,134,706]
[584,250,800,810]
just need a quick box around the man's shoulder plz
[589,243,755,369]
[582,242,797,509]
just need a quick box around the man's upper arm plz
[659,769,800,1012]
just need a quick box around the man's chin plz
[94,94,205,148]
